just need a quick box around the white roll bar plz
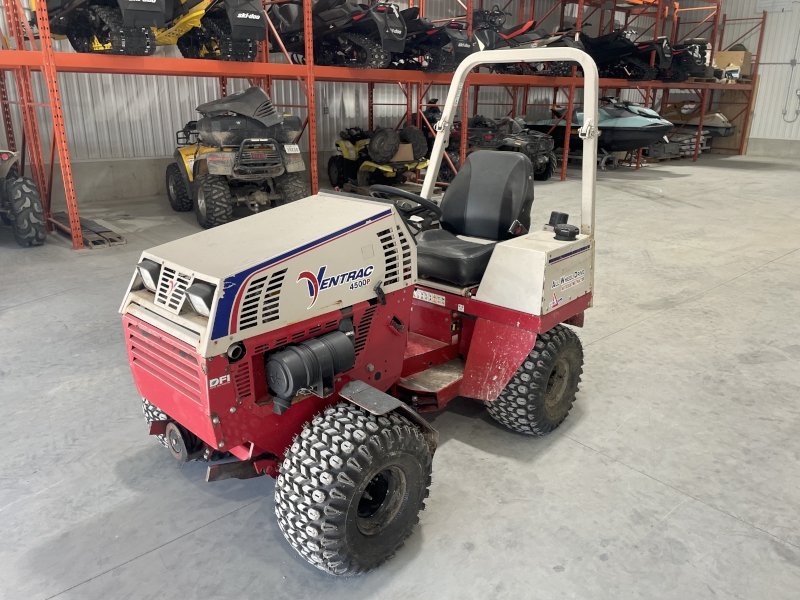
[420,48,599,238]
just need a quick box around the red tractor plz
[120,48,601,575]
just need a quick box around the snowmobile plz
[663,38,710,81]
[166,87,309,229]
[120,46,602,577]
[327,126,429,188]
[472,6,547,74]
[662,103,735,138]
[576,29,658,80]
[0,150,47,247]
[391,8,472,72]
[528,98,673,152]
[268,0,406,69]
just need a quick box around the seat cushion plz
[416,229,495,287]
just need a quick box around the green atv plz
[327,126,429,188]
[0,150,47,247]
[167,87,310,228]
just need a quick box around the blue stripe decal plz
[211,209,393,340]
[549,244,591,265]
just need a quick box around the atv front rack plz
[235,138,284,174]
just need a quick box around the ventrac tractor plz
[120,48,600,575]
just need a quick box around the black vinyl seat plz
[417,151,534,287]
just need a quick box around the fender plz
[117,0,168,28]
[369,6,407,53]
[173,149,194,198]
[444,26,473,62]
[223,0,267,41]
[460,318,537,401]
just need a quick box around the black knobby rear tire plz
[194,173,233,228]
[534,151,558,181]
[275,403,432,575]
[399,126,428,160]
[485,324,583,436]
[166,163,193,211]
[437,150,460,183]
[368,128,401,163]
[274,172,309,206]
[356,169,373,188]
[7,176,46,247]
[328,155,347,187]
[142,398,169,448]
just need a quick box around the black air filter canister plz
[266,331,356,414]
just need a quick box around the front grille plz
[233,360,252,401]
[154,266,192,314]
[127,321,202,404]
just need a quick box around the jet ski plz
[661,102,735,138]
[527,98,674,152]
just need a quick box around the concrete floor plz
[2,155,800,599]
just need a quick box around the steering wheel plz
[368,185,442,236]
[489,5,506,27]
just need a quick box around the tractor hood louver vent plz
[238,268,287,331]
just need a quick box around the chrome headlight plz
[137,259,161,292]
[185,282,216,317]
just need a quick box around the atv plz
[268,0,406,69]
[166,87,309,228]
[120,46,601,577]
[437,115,507,182]
[391,8,472,72]
[0,150,47,247]
[327,126,429,188]
[497,118,558,181]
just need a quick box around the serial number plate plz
[284,144,301,154]
[413,289,446,307]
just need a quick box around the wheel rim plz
[543,357,571,417]
[168,428,182,454]
[196,187,207,218]
[356,466,407,536]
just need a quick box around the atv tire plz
[534,151,558,181]
[400,126,428,160]
[485,324,583,436]
[142,398,169,448]
[194,174,233,228]
[368,128,401,163]
[275,403,432,575]
[7,176,46,247]
[166,163,193,211]
[438,150,461,183]
[356,169,373,188]
[328,155,347,188]
[274,172,309,206]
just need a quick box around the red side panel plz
[459,318,537,401]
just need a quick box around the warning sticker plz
[413,289,446,307]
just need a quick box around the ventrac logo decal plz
[297,265,374,309]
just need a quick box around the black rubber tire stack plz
[166,163,193,211]
[275,403,432,575]
[194,174,233,228]
[368,128,401,163]
[534,151,558,182]
[274,172,309,206]
[6,176,47,247]
[400,126,428,160]
[485,325,583,436]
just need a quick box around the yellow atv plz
[35,0,265,60]
[327,126,429,188]
[167,87,309,228]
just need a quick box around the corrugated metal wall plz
[678,0,800,141]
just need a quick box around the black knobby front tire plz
[368,128,401,163]
[534,151,558,181]
[275,403,432,575]
[485,324,583,436]
[400,126,428,160]
[194,173,233,228]
[356,169,373,188]
[274,172,309,206]
[166,163,193,211]
[7,176,46,247]
[328,155,347,187]
[142,398,169,448]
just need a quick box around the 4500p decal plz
[297,265,374,309]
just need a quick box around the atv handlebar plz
[420,48,599,238]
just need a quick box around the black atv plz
[0,150,47,247]
[268,0,406,69]
[41,0,166,55]
[391,8,472,72]
[496,118,558,181]
[167,87,310,229]
[175,0,267,62]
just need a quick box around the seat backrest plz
[440,151,534,240]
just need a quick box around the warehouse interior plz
[1,0,800,598]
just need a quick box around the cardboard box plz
[390,143,414,162]
[713,51,752,76]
